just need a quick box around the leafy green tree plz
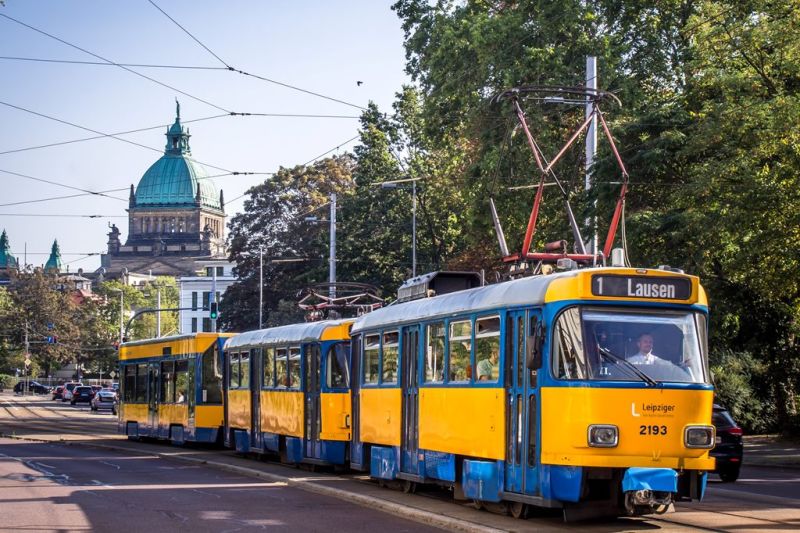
[221,155,355,331]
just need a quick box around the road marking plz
[100,460,121,470]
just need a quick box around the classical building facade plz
[99,102,227,278]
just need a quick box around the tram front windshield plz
[553,307,707,384]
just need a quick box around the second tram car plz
[348,266,714,518]
[222,319,353,465]
[119,333,231,444]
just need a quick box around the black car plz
[13,380,50,394]
[70,385,94,405]
[711,404,744,482]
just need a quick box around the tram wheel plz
[472,500,484,510]
[402,480,417,494]
[509,501,528,519]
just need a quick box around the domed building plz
[99,101,227,278]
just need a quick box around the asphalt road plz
[2,392,800,532]
[0,438,436,532]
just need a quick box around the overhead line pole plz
[586,56,599,262]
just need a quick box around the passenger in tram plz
[477,348,499,381]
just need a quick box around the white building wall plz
[178,260,236,333]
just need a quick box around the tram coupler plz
[621,467,678,515]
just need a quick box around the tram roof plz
[351,269,578,334]
[351,266,701,333]
[121,332,227,348]
[224,319,352,350]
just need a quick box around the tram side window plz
[240,351,250,389]
[161,361,175,403]
[202,343,223,403]
[448,319,473,382]
[327,342,349,389]
[363,334,380,384]
[228,352,240,389]
[475,315,501,382]
[288,347,301,389]
[275,348,288,388]
[124,365,136,402]
[425,323,445,383]
[175,360,189,404]
[382,331,399,384]
[263,347,275,388]
[135,364,147,403]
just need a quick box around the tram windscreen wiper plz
[597,346,658,387]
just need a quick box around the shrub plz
[710,349,774,434]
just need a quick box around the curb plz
[1,433,504,533]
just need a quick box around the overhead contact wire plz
[0,13,231,114]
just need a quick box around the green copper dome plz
[134,101,221,210]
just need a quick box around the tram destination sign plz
[591,275,692,300]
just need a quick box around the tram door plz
[305,344,322,459]
[350,335,364,467]
[250,348,262,450]
[505,309,541,494]
[147,362,159,435]
[400,326,420,475]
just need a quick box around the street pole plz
[24,320,29,395]
[329,192,337,299]
[118,291,124,345]
[585,56,598,261]
[156,286,161,338]
[259,247,264,329]
[211,266,217,333]
[412,180,417,277]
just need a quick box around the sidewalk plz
[743,435,800,468]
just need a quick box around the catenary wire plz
[0,99,235,174]
[0,168,127,202]
[0,56,228,70]
[0,114,228,156]
[0,188,128,207]
[0,213,126,218]
[147,0,230,69]
[145,2,366,111]
[0,13,231,114]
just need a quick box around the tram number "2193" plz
[640,425,668,436]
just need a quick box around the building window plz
[191,292,198,311]
[202,291,210,310]
[216,266,224,276]
[191,317,197,333]
[202,318,211,332]
[206,267,213,277]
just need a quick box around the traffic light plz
[209,302,219,320]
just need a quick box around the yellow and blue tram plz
[348,266,715,517]
[119,333,232,444]
[222,319,353,465]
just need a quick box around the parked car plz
[51,385,65,400]
[70,385,94,405]
[13,381,51,394]
[90,385,102,398]
[61,382,83,402]
[711,404,744,482]
[90,388,118,415]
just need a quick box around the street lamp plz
[375,177,420,277]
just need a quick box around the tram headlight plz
[684,425,715,449]
[588,424,619,447]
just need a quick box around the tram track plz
[2,393,799,532]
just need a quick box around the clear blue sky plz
[0,0,409,271]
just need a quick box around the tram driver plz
[627,334,665,365]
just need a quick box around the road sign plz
[109,371,117,378]
[24,359,30,368]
